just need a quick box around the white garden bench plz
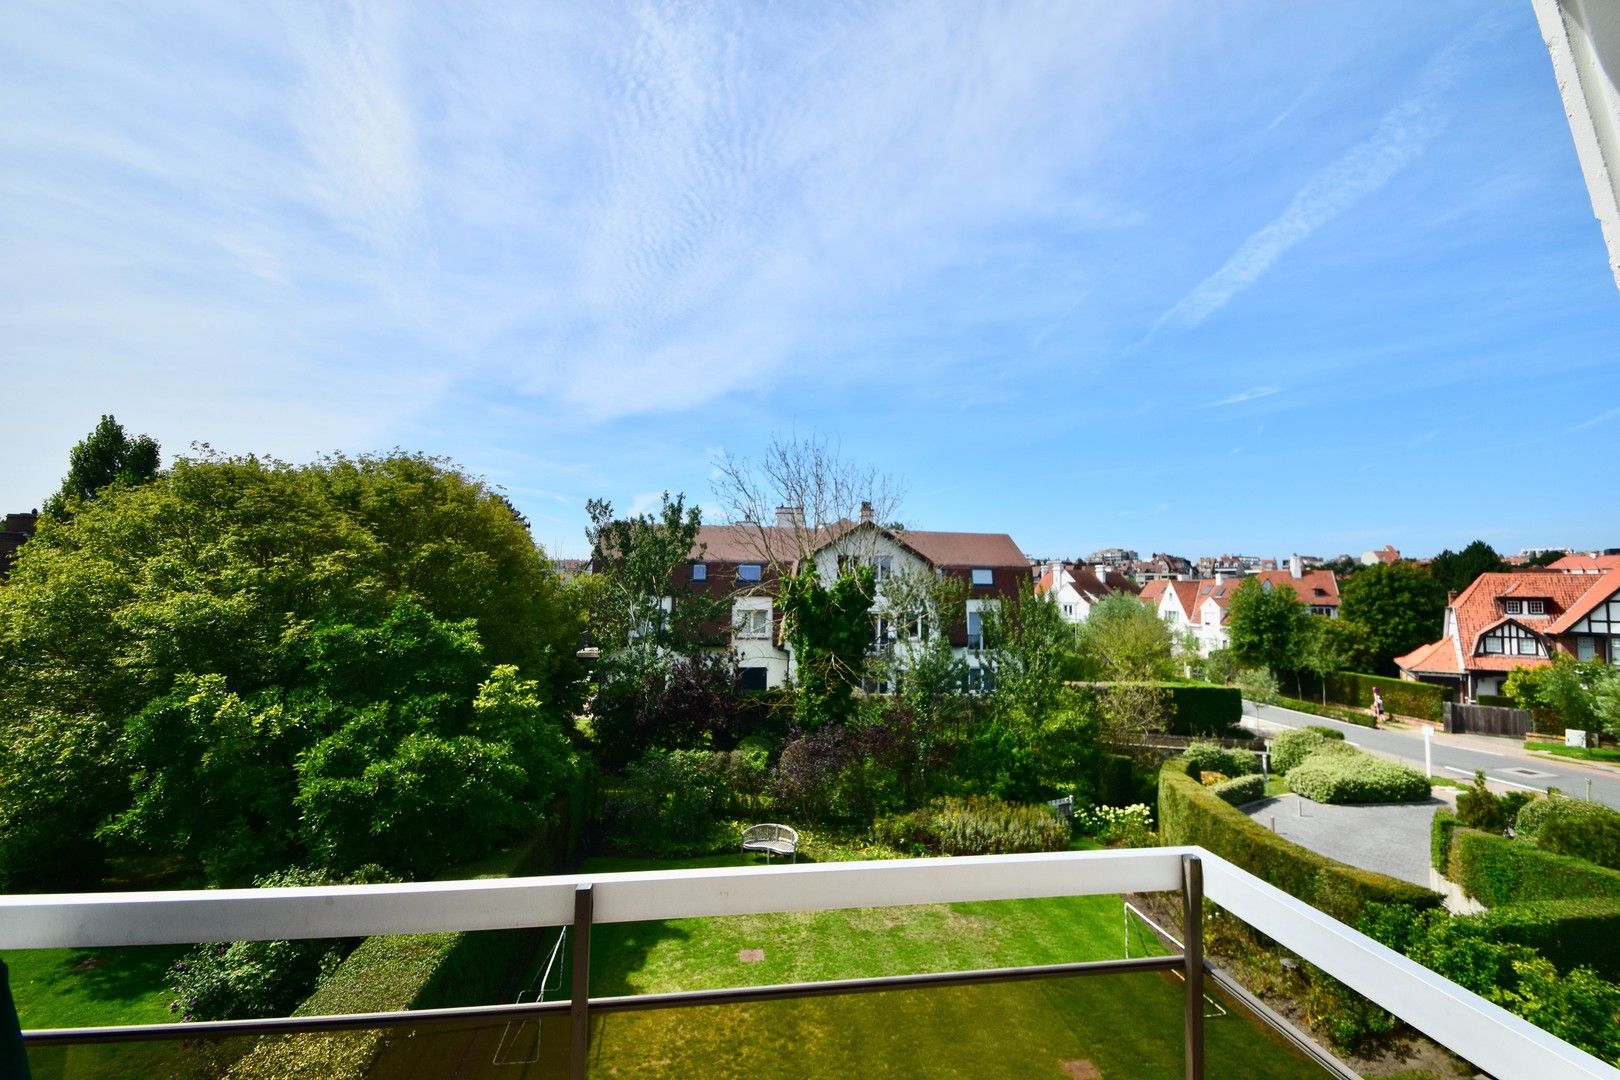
[741,823,799,863]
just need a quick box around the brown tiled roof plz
[1372,545,1400,564]
[1547,570,1620,634]
[690,522,1025,569]
[1394,636,1461,675]
[1169,580,1201,623]
[1071,567,1140,600]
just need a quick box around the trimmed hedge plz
[1159,761,1440,925]
[1286,752,1430,805]
[1465,898,1620,983]
[1448,827,1620,906]
[1430,808,1457,873]
[1212,773,1265,807]
[1515,796,1620,870]
[1477,693,1516,708]
[1274,694,1375,728]
[1182,741,1261,781]
[1163,682,1243,735]
[1269,728,1355,775]
[1324,672,1451,723]
[1079,681,1241,735]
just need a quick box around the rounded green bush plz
[1182,741,1260,780]
[1212,773,1266,807]
[1269,728,1356,775]
[1286,751,1430,805]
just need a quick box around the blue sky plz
[3,1,1617,561]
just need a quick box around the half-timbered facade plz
[1396,569,1620,700]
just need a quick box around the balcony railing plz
[3,846,1616,1080]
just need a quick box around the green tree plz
[1299,617,1375,703]
[1226,578,1309,684]
[1429,539,1508,595]
[585,492,723,653]
[0,451,581,888]
[779,562,875,729]
[1338,561,1448,675]
[982,580,1078,723]
[42,414,161,516]
[1075,592,1175,681]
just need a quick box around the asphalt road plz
[1243,701,1620,810]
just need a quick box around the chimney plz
[1291,554,1303,579]
[775,506,805,528]
[860,500,874,524]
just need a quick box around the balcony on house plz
[5,848,1614,1080]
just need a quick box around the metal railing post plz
[1182,854,1205,1080]
[570,883,593,1080]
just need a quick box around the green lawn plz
[7,945,184,1029]
[1525,742,1620,764]
[580,853,1331,1080]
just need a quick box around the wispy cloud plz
[1198,386,1281,409]
[1151,27,1489,335]
[1570,405,1620,433]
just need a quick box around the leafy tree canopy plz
[42,414,160,516]
[585,491,723,653]
[1076,592,1174,681]
[1226,578,1309,675]
[1428,540,1508,595]
[0,451,581,889]
[1339,562,1448,675]
[779,562,874,729]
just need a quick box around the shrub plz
[602,748,761,856]
[1323,672,1451,723]
[168,865,393,1021]
[1181,741,1260,781]
[1477,693,1516,708]
[1073,802,1155,846]
[1286,752,1430,805]
[1305,725,1345,740]
[1158,761,1440,925]
[1212,773,1265,807]
[871,796,1069,856]
[1233,667,1279,706]
[1516,796,1620,870]
[1454,774,1536,834]
[1450,827,1620,906]
[1471,899,1620,983]
[1431,808,1457,874]
[1268,728,1353,775]
[1162,683,1243,735]
[1274,695,1375,728]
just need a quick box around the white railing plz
[2,846,1616,1080]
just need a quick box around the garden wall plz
[1158,761,1440,925]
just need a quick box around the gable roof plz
[1393,636,1462,675]
[689,522,1026,570]
[1398,571,1602,676]
[1139,579,1169,605]
[1547,570,1620,634]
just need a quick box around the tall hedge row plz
[1447,827,1620,906]
[1323,672,1451,722]
[1164,682,1243,735]
[1465,899,1620,983]
[1158,761,1440,925]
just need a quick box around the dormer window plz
[1527,599,1545,615]
[1505,599,1522,615]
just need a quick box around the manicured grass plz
[1265,776,1290,798]
[581,854,1330,1079]
[1525,742,1620,764]
[7,945,184,1029]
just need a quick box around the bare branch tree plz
[710,435,903,571]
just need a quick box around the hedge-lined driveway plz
[1241,794,1446,887]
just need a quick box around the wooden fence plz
[1443,702,1532,738]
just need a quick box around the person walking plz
[1372,687,1386,726]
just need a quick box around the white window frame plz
[1504,599,1523,615]
[734,607,770,639]
[1526,599,1545,615]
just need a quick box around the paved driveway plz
[1240,794,1446,887]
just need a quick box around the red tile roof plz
[1547,570,1620,634]
[1399,571,1601,679]
[1549,553,1620,573]
[690,522,1026,569]
[1139,580,1169,605]
[1393,636,1461,675]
